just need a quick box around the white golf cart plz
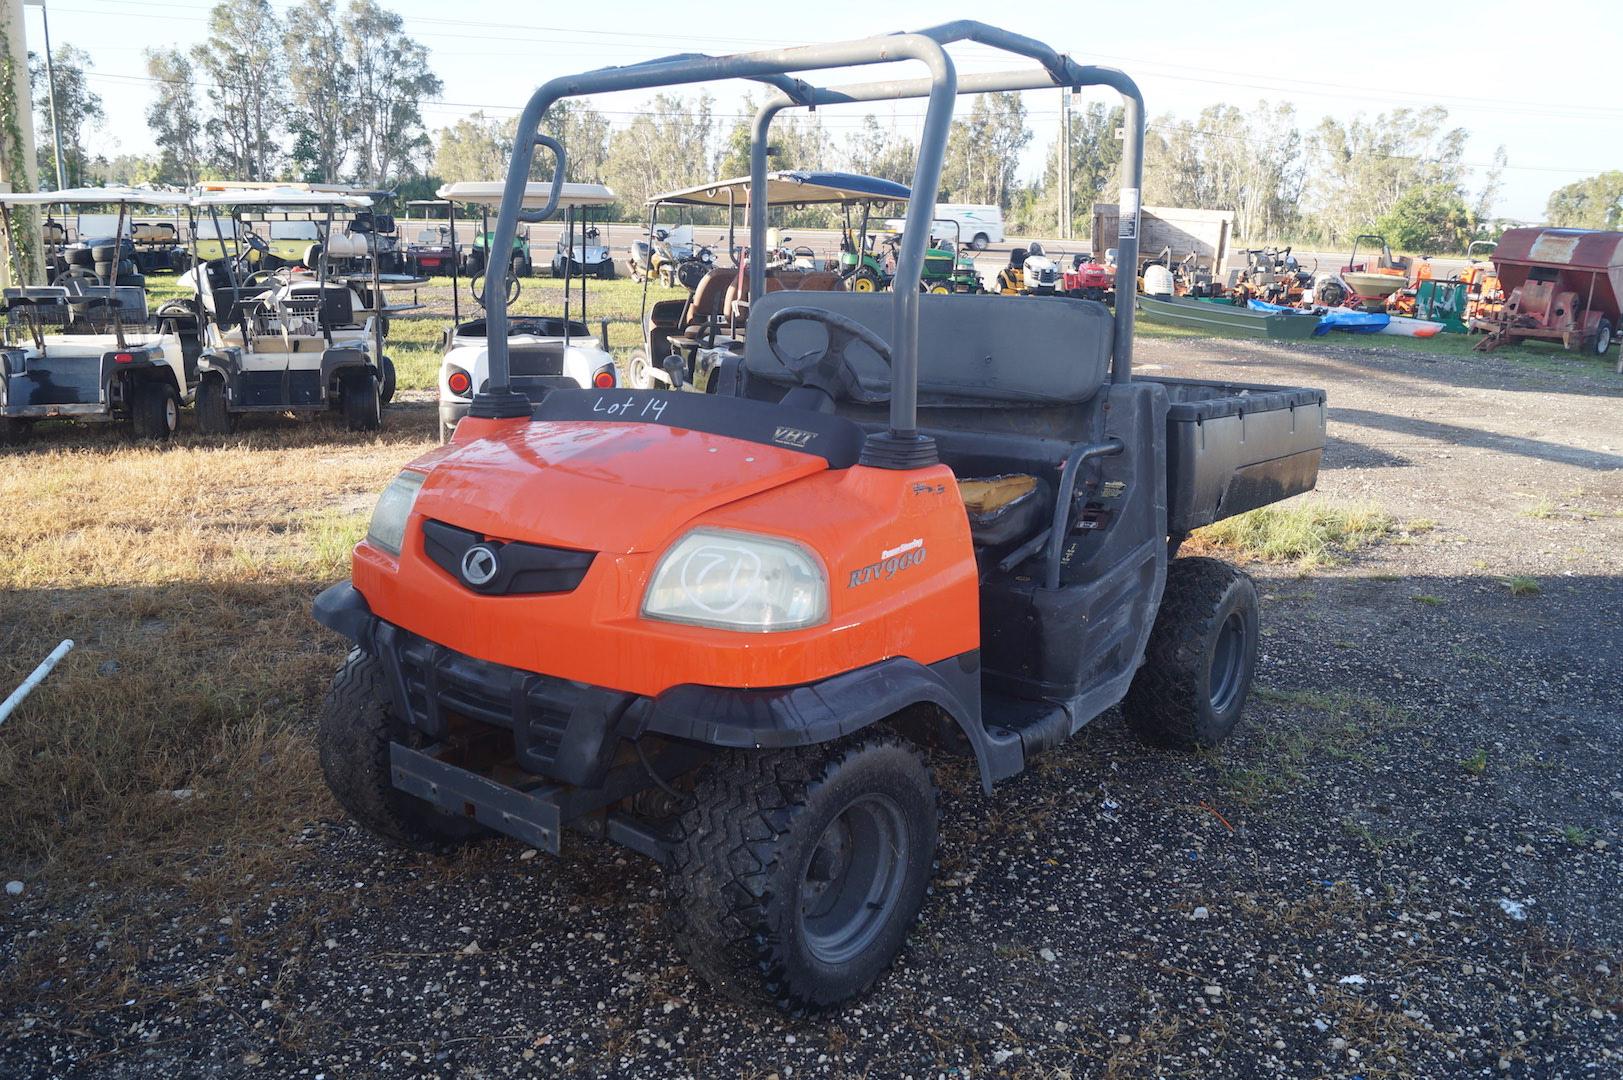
[0,186,195,444]
[434,181,619,442]
[181,188,391,434]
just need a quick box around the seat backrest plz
[681,268,738,327]
[744,290,1112,405]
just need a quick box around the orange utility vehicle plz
[314,23,1328,1012]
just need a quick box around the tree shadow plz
[1331,407,1623,472]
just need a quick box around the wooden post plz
[0,0,39,286]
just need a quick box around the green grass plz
[1461,748,1489,776]
[1411,594,1443,606]
[1210,687,1409,805]
[1190,502,1395,568]
[1502,575,1541,597]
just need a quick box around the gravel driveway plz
[4,335,1620,1078]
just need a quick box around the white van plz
[884,204,1005,250]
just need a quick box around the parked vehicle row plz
[1,186,394,445]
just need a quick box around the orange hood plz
[413,420,829,554]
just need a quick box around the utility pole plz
[1058,88,1071,241]
[23,0,64,192]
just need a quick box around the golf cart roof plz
[436,181,616,209]
[650,171,910,208]
[0,186,191,207]
[191,187,373,209]
[196,180,392,198]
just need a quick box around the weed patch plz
[1188,502,1396,568]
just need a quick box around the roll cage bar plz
[472,20,1145,467]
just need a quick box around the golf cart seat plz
[657,268,739,356]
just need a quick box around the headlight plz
[642,528,827,632]
[365,470,426,556]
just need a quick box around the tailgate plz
[1144,377,1327,533]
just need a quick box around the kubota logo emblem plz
[460,544,500,587]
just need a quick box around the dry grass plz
[1187,501,1397,568]
[0,415,439,894]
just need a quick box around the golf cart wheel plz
[626,348,656,390]
[1121,557,1259,750]
[1592,319,1613,356]
[668,736,938,1014]
[598,261,616,280]
[970,232,990,252]
[130,380,179,442]
[851,268,880,293]
[318,650,485,851]
[340,371,381,432]
[196,376,234,435]
[0,418,32,446]
[378,355,397,408]
[511,253,530,279]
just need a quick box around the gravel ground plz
[4,334,1621,1078]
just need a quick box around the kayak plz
[1378,314,1444,338]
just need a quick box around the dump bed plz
[1141,376,1327,534]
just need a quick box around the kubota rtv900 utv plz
[314,23,1328,1012]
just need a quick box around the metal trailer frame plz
[470,20,1145,467]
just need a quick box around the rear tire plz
[1592,319,1612,356]
[340,371,381,432]
[668,737,938,1014]
[970,233,990,252]
[0,418,32,446]
[1122,557,1259,750]
[196,376,234,435]
[130,380,179,442]
[317,650,485,851]
[378,355,397,407]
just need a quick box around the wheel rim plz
[1209,610,1246,713]
[164,396,177,431]
[629,355,649,388]
[798,792,908,966]
[853,276,874,292]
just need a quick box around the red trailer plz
[1472,228,1623,364]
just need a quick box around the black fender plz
[103,349,181,402]
[643,653,1015,793]
[313,581,376,653]
[321,346,372,389]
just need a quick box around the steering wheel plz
[238,268,288,291]
[765,306,893,408]
[470,271,521,308]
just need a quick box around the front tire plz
[1122,557,1259,750]
[668,737,938,1013]
[340,371,381,432]
[196,376,234,435]
[130,380,179,442]
[627,349,656,389]
[317,650,485,851]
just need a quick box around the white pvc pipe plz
[0,639,73,726]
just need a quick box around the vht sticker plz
[773,426,817,449]
[848,538,927,588]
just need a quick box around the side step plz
[982,693,1073,760]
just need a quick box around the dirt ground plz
[2,330,1620,1078]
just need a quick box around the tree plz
[941,92,1029,207]
[191,0,285,181]
[432,112,511,185]
[842,116,915,186]
[29,45,103,188]
[1028,101,1122,235]
[342,0,441,183]
[285,0,352,182]
[604,92,717,211]
[1375,182,1474,253]
[143,48,204,186]
[1546,172,1623,231]
[1303,106,1468,247]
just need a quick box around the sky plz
[21,0,1623,221]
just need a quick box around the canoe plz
[1138,295,1320,340]
[1247,299,1391,336]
